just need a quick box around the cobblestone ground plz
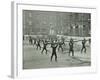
[23,40,91,69]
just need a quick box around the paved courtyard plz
[23,40,91,69]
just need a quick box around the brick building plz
[23,10,91,37]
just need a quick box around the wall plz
[0,0,100,80]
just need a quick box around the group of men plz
[27,35,90,62]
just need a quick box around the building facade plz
[23,10,91,37]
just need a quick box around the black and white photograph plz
[23,10,91,69]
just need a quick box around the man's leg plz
[45,48,47,54]
[33,43,34,47]
[72,50,74,56]
[51,53,54,62]
[59,47,61,51]
[41,48,44,54]
[58,46,60,51]
[33,42,36,47]
[84,47,86,53]
[61,47,63,52]
[81,47,83,53]
[69,49,71,56]
[37,45,38,50]
[31,41,32,45]
[55,53,57,62]
[39,45,41,50]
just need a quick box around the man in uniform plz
[58,41,63,52]
[81,38,87,53]
[41,40,48,54]
[29,36,33,45]
[89,38,91,45]
[69,38,74,56]
[51,41,58,62]
[33,38,37,47]
[36,39,41,50]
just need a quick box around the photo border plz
[11,1,97,78]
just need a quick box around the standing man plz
[81,38,87,53]
[58,41,63,52]
[41,40,48,54]
[88,38,91,45]
[33,38,37,47]
[69,38,74,56]
[51,41,58,62]
[23,35,24,40]
[29,36,33,45]
[36,39,41,50]
[61,37,65,46]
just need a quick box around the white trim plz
[11,1,18,78]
